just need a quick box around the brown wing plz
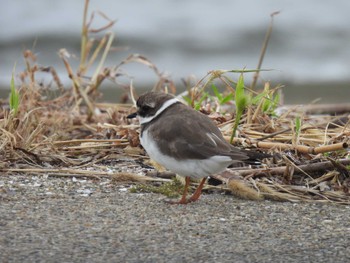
[148,103,249,161]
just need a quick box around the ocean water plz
[0,0,350,102]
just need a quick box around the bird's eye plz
[141,105,151,111]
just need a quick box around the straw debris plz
[1,1,349,205]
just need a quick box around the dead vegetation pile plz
[0,1,349,204]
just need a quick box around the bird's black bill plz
[127,112,137,119]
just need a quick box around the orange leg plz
[166,177,191,205]
[188,177,207,203]
[178,177,191,204]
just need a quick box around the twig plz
[251,11,280,90]
[45,139,128,146]
[327,157,350,178]
[0,168,170,182]
[281,103,350,115]
[80,0,90,71]
[225,136,348,154]
[218,158,350,179]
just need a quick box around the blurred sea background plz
[0,0,349,104]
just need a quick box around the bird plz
[127,91,266,204]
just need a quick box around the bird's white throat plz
[138,97,180,125]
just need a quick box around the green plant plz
[292,115,302,145]
[251,83,280,116]
[129,179,185,198]
[9,65,20,116]
[182,91,209,110]
[295,116,301,137]
[211,84,234,105]
[230,74,250,143]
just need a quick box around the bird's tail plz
[242,149,272,165]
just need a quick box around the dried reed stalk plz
[0,168,170,183]
[221,158,350,178]
[225,136,348,154]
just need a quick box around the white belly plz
[140,130,233,179]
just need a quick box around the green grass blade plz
[211,84,222,101]
[295,116,301,137]
[220,93,234,104]
[9,64,19,115]
[230,74,248,143]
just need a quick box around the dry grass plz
[1,1,349,204]
[1,66,349,205]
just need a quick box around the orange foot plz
[164,177,207,205]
